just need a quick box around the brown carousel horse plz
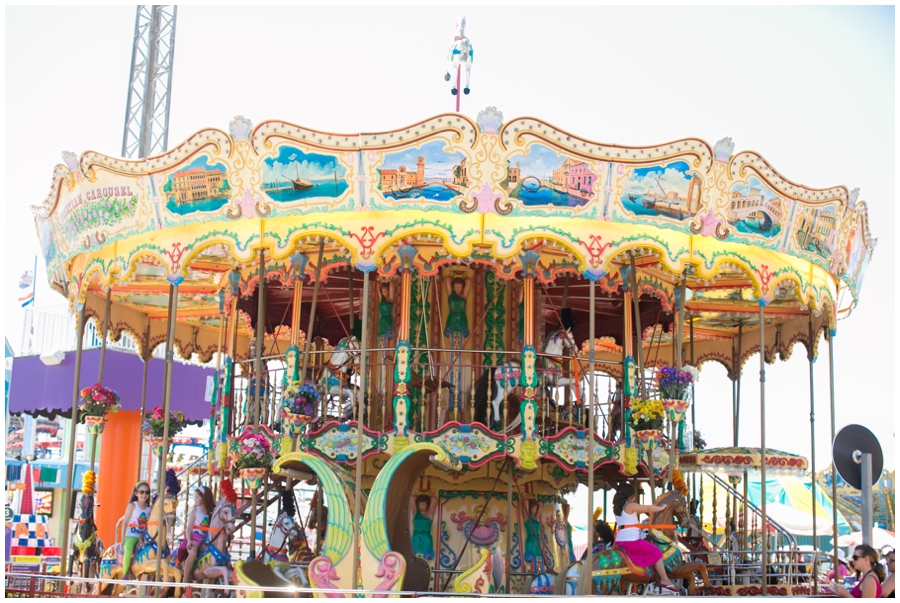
[569,488,711,595]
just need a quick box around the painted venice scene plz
[5,7,892,601]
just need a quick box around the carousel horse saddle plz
[234,559,293,597]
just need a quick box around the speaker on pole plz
[832,424,883,546]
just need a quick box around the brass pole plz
[98,287,112,384]
[300,243,326,388]
[808,312,817,588]
[136,322,151,482]
[828,328,839,588]
[252,249,266,426]
[59,301,87,577]
[351,269,370,593]
[586,277,596,591]
[154,282,179,590]
[758,302,768,594]
[628,253,644,397]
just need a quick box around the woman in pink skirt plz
[612,483,679,594]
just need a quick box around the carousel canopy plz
[679,446,808,475]
[31,111,875,373]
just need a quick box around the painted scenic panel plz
[793,204,838,259]
[725,177,787,238]
[261,146,349,202]
[163,155,232,215]
[377,140,465,202]
[503,144,595,208]
[618,161,701,221]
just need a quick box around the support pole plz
[758,302,768,594]
[807,313,818,568]
[586,277,596,586]
[154,281,179,589]
[59,302,87,577]
[252,249,266,426]
[351,269,370,592]
[98,288,112,383]
[861,453,873,546]
[137,323,151,482]
[734,322,743,446]
[628,253,644,397]
[505,461,513,594]
[828,328,839,585]
[300,243,325,389]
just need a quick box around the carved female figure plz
[410,494,437,561]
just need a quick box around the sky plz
[4,4,895,490]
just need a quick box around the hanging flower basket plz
[239,467,267,491]
[149,436,165,457]
[635,429,664,451]
[141,406,188,439]
[281,410,312,436]
[78,383,121,423]
[84,415,108,436]
[661,398,690,423]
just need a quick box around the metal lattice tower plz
[121,5,177,159]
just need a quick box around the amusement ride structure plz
[19,10,881,599]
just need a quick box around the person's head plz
[884,549,895,573]
[451,278,465,295]
[415,495,431,512]
[194,486,216,514]
[380,281,391,296]
[130,482,151,504]
[528,500,540,516]
[595,520,615,545]
[852,544,886,582]
[689,499,699,515]
[612,483,636,516]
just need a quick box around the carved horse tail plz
[472,368,493,426]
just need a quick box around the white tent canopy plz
[837,526,894,550]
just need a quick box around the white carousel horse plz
[320,335,359,420]
[189,496,238,597]
[262,511,313,587]
[541,326,581,421]
[474,360,522,433]
[443,16,473,95]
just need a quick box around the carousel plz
[28,99,875,596]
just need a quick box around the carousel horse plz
[261,511,311,587]
[443,16,473,95]
[540,309,580,419]
[183,495,238,596]
[320,335,359,420]
[473,361,522,432]
[99,491,181,597]
[68,493,104,595]
[535,489,710,596]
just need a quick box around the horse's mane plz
[649,489,680,541]
[78,495,95,540]
[146,493,169,540]
[472,368,493,425]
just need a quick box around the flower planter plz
[149,436,165,457]
[239,467,267,491]
[661,398,690,423]
[84,415,108,436]
[281,410,312,436]
[635,429,663,451]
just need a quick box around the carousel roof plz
[32,110,876,370]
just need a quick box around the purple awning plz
[9,349,215,422]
